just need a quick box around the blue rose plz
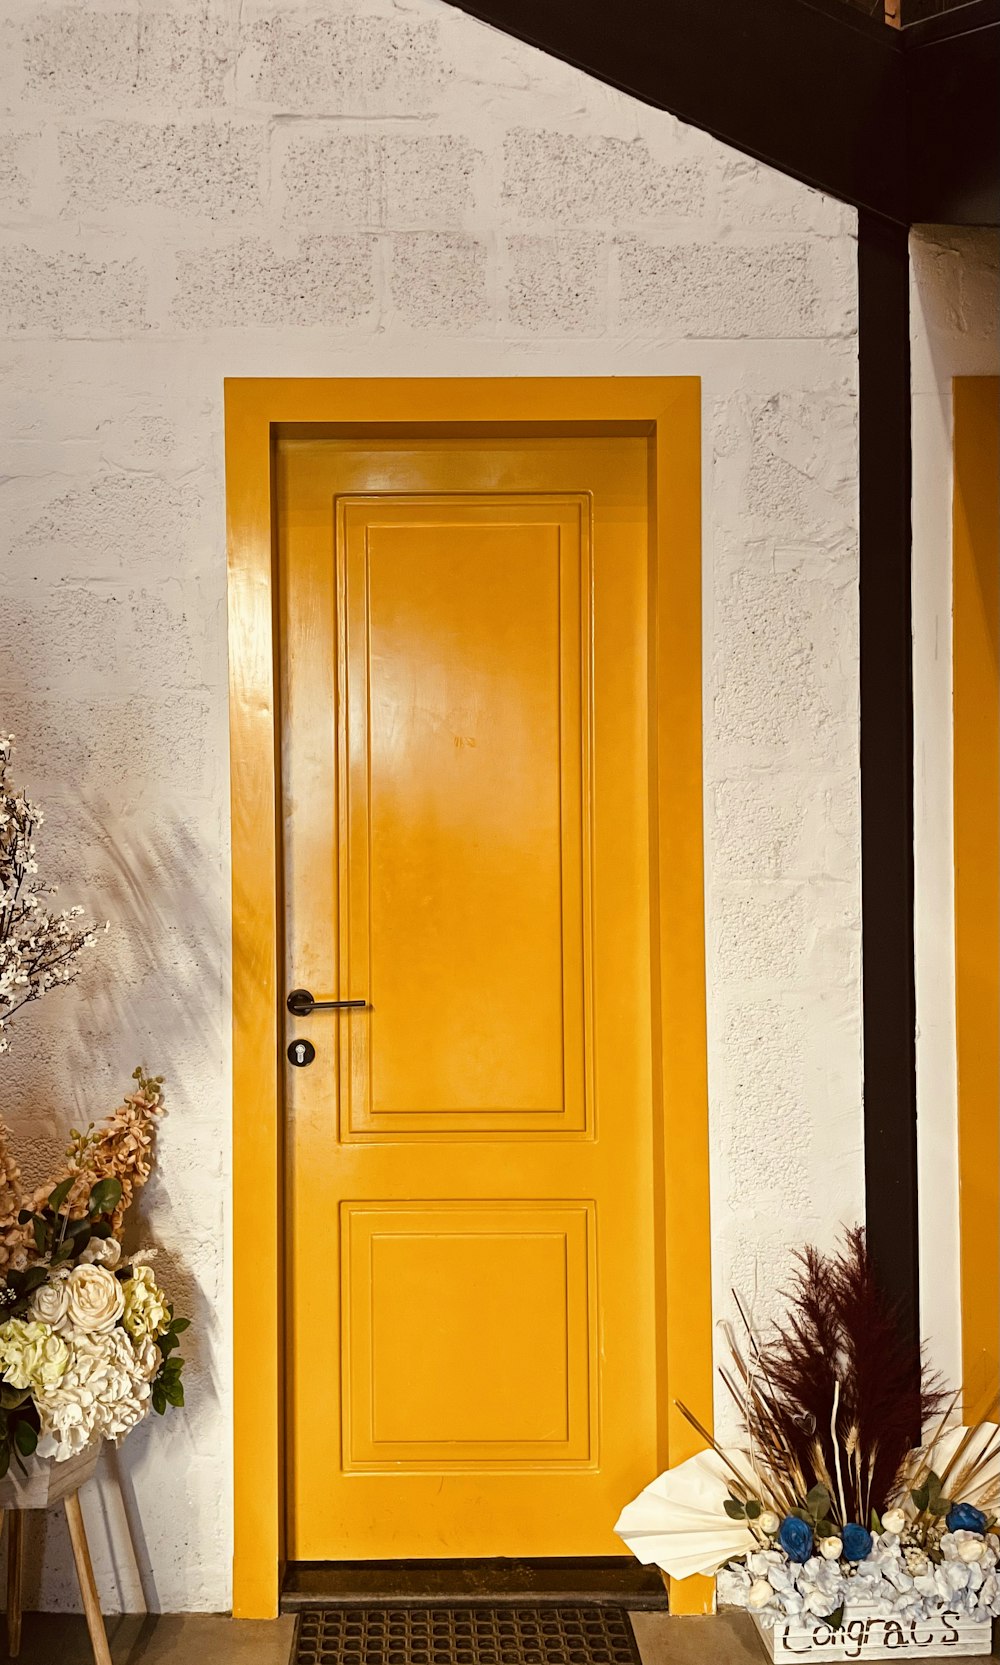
[778,1516,814,1562]
[946,1503,988,1534]
[841,1523,873,1562]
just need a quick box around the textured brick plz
[0,580,203,692]
[0,691,217,803]
[714,886,809,982]
[0,129,36,210]
[712,564,848,760]
[172,235,375,327]
[22,12,230,110]
[618,238,831,336]
[390,234,488,330]
[19,473,205,572]
[382,136,479,229]
[503,129,707,224]
[714,387,857,539]
[712,777,820,880]
[61,121,264,218]
[245,16,444,114]
[720,998,810,1215]
[718,154,855,237]
[0,245,146,333]
[281,133,479,229]
[507,234,605,333]
[278,130,372,226]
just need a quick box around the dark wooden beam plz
[445,0,999,228]
[858,213,919,1361]
[444,0,908,222]
[905,0,1000,225]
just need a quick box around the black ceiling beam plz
[905,0,1000,225]
[445,0,999,227]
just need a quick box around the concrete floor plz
[6,1608,997,1664]
[0,1612,297,1664]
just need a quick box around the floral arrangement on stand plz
[0,735,189,1479]
[617,1230,1000,1660]
[0,1070,188,1477]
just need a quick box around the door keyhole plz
[287,1038,315,1068]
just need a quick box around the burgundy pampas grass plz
[742,1228,946,1521]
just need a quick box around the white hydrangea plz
[35,1329,159,1461]
[719,1530,1000,1628]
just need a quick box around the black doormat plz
[294,1606,642,1665]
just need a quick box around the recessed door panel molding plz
[342,1201,596,1469]
[337,495,594,1139]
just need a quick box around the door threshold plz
[281,1559,670,1612]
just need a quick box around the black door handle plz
[287,988,368,1017]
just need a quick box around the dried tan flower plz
[0,1071,164,1265]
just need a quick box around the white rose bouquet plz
[0,1072,188,1475]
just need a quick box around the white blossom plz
[0,735,103,1051]
[35,1329,154,1461]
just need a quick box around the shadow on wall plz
[0,798,229,1614]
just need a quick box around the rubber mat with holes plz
[294,1606,642,1665]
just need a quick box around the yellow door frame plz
[224,378,713,1620]
[953,376,1000,1416]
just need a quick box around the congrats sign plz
[753,1610,994,1659]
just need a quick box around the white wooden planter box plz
[751,1607,994,1659]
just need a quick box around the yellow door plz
[280,432,658,1560]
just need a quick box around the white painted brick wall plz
[0,0,862,1614]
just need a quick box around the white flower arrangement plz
[0,1082,188,1475]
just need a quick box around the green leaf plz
[88,1177,122,1217]
[13,1420,36,1457]
[48,1178,74,1213]
[0,1386,29,1410]
[723,1498,746,1520]
[930,1495,951,1517]
[152,1388,167,1416]
[912,1486,930,1512]
[824,1606,845,1634]
[871,1508,883,1533]
[0,1442,10,1479]
[172,1318,191,1335]
[16,1210,32,1226]
[816,1519,838,1538]
[163,1380,184,1408]
[745,1500,762,1521]
[806,1484,831,1521]
[31,1216,47,1254]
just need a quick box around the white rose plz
[959,1537,987,1564]
[882,1508,907,1536]
[29,1267,72,1330]
[820,1536,843,1560]
[759,1511,781,1535]
[65,1263,125,1334]
[748,1579,774,1609]
[78,1237,122,1268]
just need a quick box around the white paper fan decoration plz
[615,1447,758,1579]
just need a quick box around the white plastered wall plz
[911,227,1000,1390]
[0,0,863,1612]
